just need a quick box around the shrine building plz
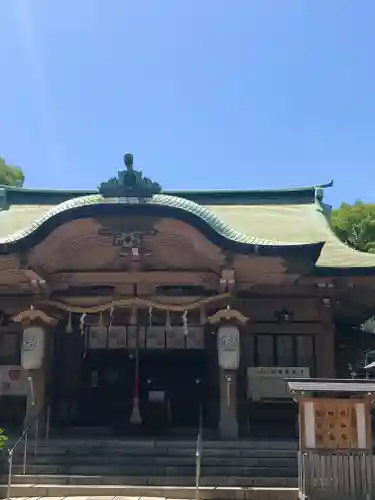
[0,153,375,439]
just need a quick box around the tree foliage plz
[0,428,7,450]
[0,157,25,187]
[331,201,375,253]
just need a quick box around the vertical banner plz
[166,326,186,349]
[88,326,107,349]
[127,326,146,349]
[146,326,166,349]
[107,326,127,349]
[186,327,204,349]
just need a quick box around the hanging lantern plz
[182,310,189,335]
[165,310,171,331]
[66,311,73,333]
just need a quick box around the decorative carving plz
[99,153,162,198]
[21,268,48,291]
[274,308,294,323]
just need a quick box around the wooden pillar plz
[316,303,335,378]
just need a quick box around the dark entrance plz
[139,350,208,434]
[54,347,209,435]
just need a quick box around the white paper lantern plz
[21,326,45,370]
[217,325,240,370]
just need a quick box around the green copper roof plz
[0,193,307,247]
[0,181,374,272]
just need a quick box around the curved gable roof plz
[2,180,374,273]
[0,192,322,261]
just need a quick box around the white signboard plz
[0,366,27,396]
[217,325,240,370]
[247,366,310,401]
[21,327,45,370]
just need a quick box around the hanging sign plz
[166,327,185,349]
[108,326,127,349]
[217,325,240,370]
[21,327,45,370]
[186,327,205,349]
[127,326,146,349]
[88,326,107,349]
[0,366,27,395]
[146,326,165,349]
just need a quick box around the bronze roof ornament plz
[99,153,162,198]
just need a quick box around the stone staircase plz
[4,438,298,498]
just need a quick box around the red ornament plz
[8,369,21,381]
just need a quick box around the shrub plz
[0,429,8,451]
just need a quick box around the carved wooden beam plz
[50,271,219,287]
[21,268,49,292]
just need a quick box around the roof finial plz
[124,153,134,172]
[99,152,162,198]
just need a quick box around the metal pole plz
[7,452,13,500]
[22,433,28,474]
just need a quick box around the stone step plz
[12,464,298,477]
[2,482,299,500]
[8,438,298,450]
[13,455,297,468]
[11,446,298,458]
[9,474,298,488]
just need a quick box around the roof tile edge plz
[1,180,334,207]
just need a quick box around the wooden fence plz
[298,451,373,499]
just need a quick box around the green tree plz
[331,201,375,253]
[0,157,25,187]
[0,428,7,450]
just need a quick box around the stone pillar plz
[209,308,248,440]
[218,368,238,439]
[25,365,46,436]
[21,324,50,436]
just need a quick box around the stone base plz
[219,418,239,439]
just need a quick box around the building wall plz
[0,294,335,434]
[0,326,27,427]
[236,296,334,434]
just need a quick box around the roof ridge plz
[0,180,334,207]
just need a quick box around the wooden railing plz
[298,451,374,499]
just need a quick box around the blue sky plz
[0,1,374,207]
